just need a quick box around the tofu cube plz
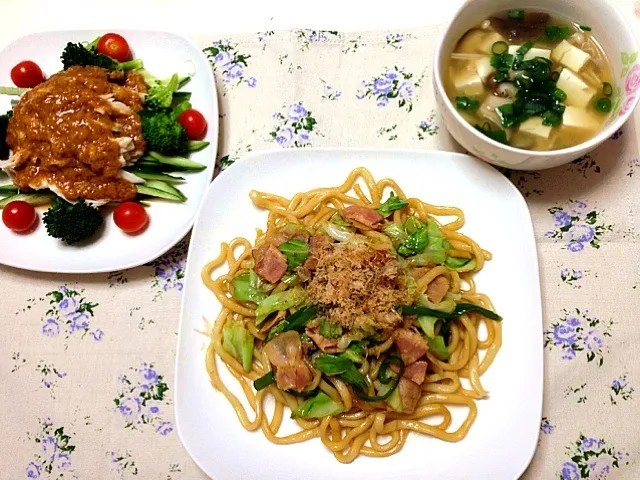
[552,40,590,72]
[454,70,484,96]
[556,69,596,108]
[508,45,551,61]
[518,117,553,138]
[562,105,601,130]
[475,57,493,83]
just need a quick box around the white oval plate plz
[0,30,217,273]
[175,148,543,480]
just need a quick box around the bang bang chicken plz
[2,66,147,204]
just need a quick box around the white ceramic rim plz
[433,0,640,156]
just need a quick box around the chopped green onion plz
[540,25,572,42]
[353,355,404,402]
[265,305,319,342]
[594,97,612,113]
[254,371,276,391]
[508,9,525,19]
[400,303,503,322]
[455,96,480,112]
[516,41,533,56]
[553,88,567,101]
[541,110,562,127]
[602,82,613,97]
[579,25,592,32]
[474,123,508,144]
[491,41,508,55]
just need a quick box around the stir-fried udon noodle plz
[201,167,503,463]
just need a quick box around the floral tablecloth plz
[3,8,640,480]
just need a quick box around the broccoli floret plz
[42,197,103,245]
[0,110,12,160]
[143,73,191,110]
[139,109,188,155]
[60,42,143,71]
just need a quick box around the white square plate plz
[175,148,543,480]
[0,30,218,273]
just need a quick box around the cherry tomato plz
[178,109,208,139]
[10,61,44,88]
[113,202,148,233]
[2,200,37,232]
[97,33,131,62]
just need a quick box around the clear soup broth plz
[444,9,614,151]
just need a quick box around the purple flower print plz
[541,417,555,434]
[119,397,142,417]
[398,81,413,99]
[69,312,89,332]
[547,201,613,251]
[245,77,257,88]
[204,40,253,88]
[288,104,308,122]
[225,63,244,80]
[42,286,100,341]
[553,211,572,228]
[91,329,104,341]
[561,434,630,479]
[567,241,584,252]
[148,240,187,298]
[566,316,581,327]
[581,437,604,453]
[55,453,71,470]
[156,421,174,436]
[25,461,40,478]
[584,330,604,352]
[560,461,580,480]
[553,324,577,345]
[357,66,421,112]
[27,420,75,478]
[142,365,159,383]
[213,50,232,67]
[42,318,60,337]
[270,103,319,148]
[276,127,294,145]
[568,224,595,243]
[298,131,310,143]
[544,309,612,365]
[373,77,393,95]
[115,363,171,433]
[41,435,57,457]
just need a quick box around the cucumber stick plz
[0,184,19,195]
[0,192,54,208]
[145,151,206,171]
[136,181,186,202]
[127,169,185,183]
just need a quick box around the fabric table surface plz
[3,6,640,480]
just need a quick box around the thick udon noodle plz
[201,167,502,463]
